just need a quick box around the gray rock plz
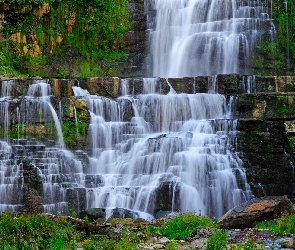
[218,196,295,229]
[79,208,106,220]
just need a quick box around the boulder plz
[79,208,106,220]
[218,196,295,229]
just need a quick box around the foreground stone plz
[218,196,294,229]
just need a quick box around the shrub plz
[0,212,81,250]
[159,213,217,240]
[255,213,295,234]
[206,229,227,250]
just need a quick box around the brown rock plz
[50,79,73,97]
[218,196,295,229]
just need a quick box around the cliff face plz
[0,1,146,78]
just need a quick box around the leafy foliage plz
[253,0,295,75]
[228,238,265,250]
[255,212,295,234]
[0,0,130,77]
[156,213,217,240]
[0,212,81,250]
[206,229,228,250]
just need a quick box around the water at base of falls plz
[146,0,276,77]
[0,78,252,219]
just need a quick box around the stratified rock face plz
[237,119,295,198]
[22,159,43,213]
[218,196,295,229]
[121,0,147,77]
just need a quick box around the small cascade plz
[240,76,256,93]
[0,79,87,214]
[1,80,15,98]
[73,78,252,219]
[0,141,23,212]
[26,80,65,148]
[147,0,276,77]
[0,77,253,218]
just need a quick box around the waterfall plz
[0,80,86,214]
[26,80,65,148]
[73,79,252,219]
[146,0,276,77]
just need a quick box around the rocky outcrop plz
[77,77,120,98]
[79,208,106,220]
[119,0,147,77]
[22,159,43,213]
[218,196,295,229]
[237,119,295,198]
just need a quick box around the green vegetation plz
[151,212,217,240]
[287,136,295,153]
[0,0,130,77]
[7,211,295,250]
[0,212,81,250]
[206,229,228,250]
[228,238,265,250]
[253,0,295,75]
[255,212,295,234]
[62,119,87,143]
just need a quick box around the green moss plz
[62,119,87,143]
[0,0,130,77]
[252,0,295,75]
[287,136,295,153]
[277,105,290,113]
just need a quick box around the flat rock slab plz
[218,196,295,229]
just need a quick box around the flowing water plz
[0,81,85,213]
[73,79,252,219]
[0,0,271,219]
[146,0,276,77]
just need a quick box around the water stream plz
[146,0,276,77]
[73,78,252,219]
[0,0,276,219]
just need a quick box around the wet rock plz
[66,188,86,215]
[218,196,295,229]
[237,93,295,119]
[237,119,295,198]
[188,227,215,249]
[254,76,276,92]
[281,235,295,248]
[112,208,139,218]
[153,181,180,216]
[79,208,106,220]
[276,76,295,92]
[22,159,43,213]
[77,77,120,98]
[50,79,73,97]
[137,236,170,250]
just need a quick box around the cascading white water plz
[73,79,252,219]
[26,80,65,148]
[0,80,86,214]
[147,0,276,77]
[0,141,23,212]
